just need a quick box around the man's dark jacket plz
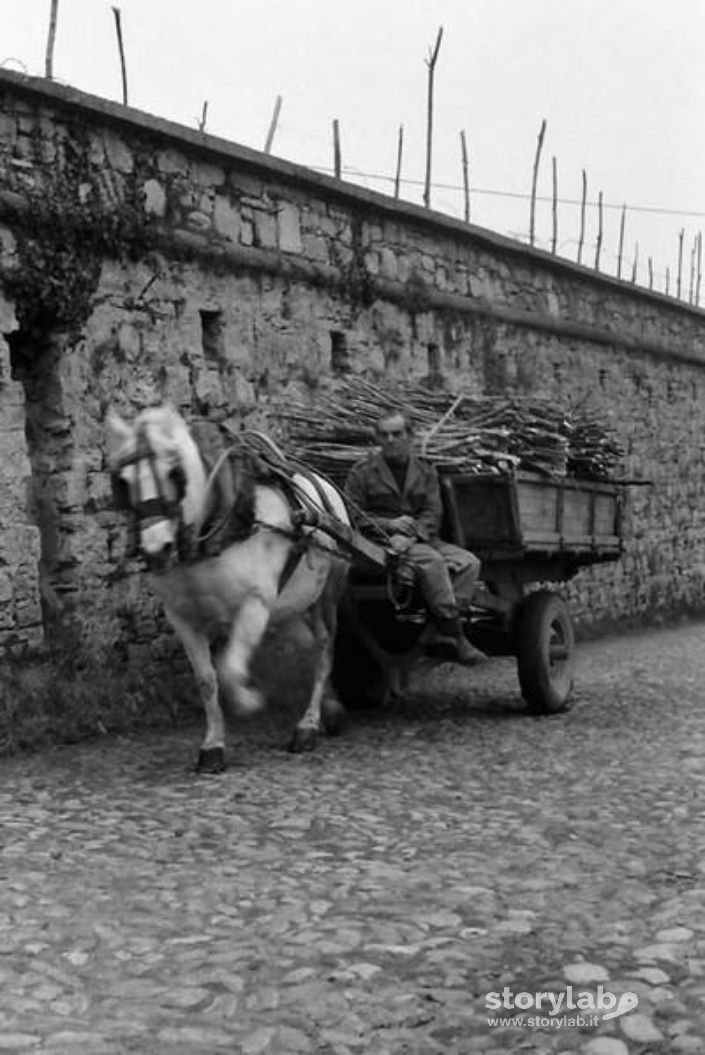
[345,451,443,542]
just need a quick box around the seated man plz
[345,408,487,666]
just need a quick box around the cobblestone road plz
[2,621,705,1054]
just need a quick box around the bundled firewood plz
[274,379,624,485]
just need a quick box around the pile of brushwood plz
[275,378,624,485]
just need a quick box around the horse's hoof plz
[234,683,265,717]
[321,697,346,736]
[288,727,319,753]
[196,747,226,774]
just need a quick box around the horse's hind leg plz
[289,603,331,753]
[290,564,346,753]
[165,608,225,774]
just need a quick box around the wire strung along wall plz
[519,118,702,305]
[38,3,704,308]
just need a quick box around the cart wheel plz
[516,590,575,713]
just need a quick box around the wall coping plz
[1,68,704,323]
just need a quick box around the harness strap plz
[113,422,351,574]
[290,466,340,519]
[278,537,309,592]
[197,447,236,536]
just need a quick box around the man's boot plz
[434,617,487,666]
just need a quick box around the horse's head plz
[106,405,206,569]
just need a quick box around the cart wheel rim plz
[546,617,571,680]
[517,591,574,712]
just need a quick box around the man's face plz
[377,413,412,465]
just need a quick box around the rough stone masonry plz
[0,68,704,712]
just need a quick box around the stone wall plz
[0,291,42,651]
[0,69,704,674]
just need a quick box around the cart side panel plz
[441,476,521,549]
[562,488,592,537]
[593,490,621,536]
[516,478,561,539]
[442,472,624,559]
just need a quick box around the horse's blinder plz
[111,472,131,511]
[111,427,186,527]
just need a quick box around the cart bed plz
[441,472,624,565]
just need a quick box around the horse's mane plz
[138,406,192,454]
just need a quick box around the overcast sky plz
[3,0,705,297]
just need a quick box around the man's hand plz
[389,534,414,554]
[388,515,417,536]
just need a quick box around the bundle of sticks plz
[274,378,624,485]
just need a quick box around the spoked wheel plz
[516,590,575,713]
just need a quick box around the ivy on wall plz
[6,132,158,342]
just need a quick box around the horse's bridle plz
[112,423,186,528]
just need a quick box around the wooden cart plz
[332,472,627,713]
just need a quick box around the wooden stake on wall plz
[648,257,653,290]
[594,190,603,270]
[333,119,341,179]
[198,101,208,132]
[112,7,128,105]
[631,242,638,283]
[690,238,696,304]
[460,130,470,222]
[617,205,626,280]
[697,231,702,305]
[394,124,404,199]
[45,0,59,79]
[529,119,546,247]
[551,155,558,254]
[264,95,282,153]
[577,169,587,264]
[666,267,670,297]
[423,26,444,209]
[677,228,684,298]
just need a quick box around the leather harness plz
[111,431,350,590]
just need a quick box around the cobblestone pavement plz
[2,621,705,1054]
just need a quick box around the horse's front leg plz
[219,594,271,716]
[165,607,226,774]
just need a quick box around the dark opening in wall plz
[7,327,72,640]
[200,309,225,363]
[425,342,443,388]
[331,331,350,375]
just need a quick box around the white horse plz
[106,405,350,773]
